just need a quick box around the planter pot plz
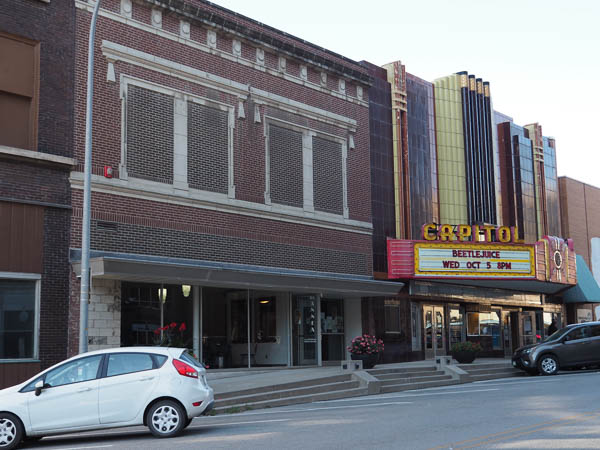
[351,353,379,369]
[451,351,477,364]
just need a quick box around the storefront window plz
[385,299,401,334]
[467,311,500,344]
[449,308,463,348]
[0,279,37,359]
[254,297,276,343]
[467,312,479,336]
[543,312,561,337]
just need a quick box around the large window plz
[385,299,402,334]
[0,278,38,359]
[467,311,500,339]
[0,32,39,150]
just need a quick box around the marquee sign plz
[414,242,535,278]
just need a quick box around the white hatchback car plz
[0,347,213,449]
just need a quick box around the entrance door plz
[292,295,318,365]
[320,298,344,362]
[502,312,513,357]
[424,305,446,359]
[520,311,536,347]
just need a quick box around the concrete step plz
[468,372,525,382]
[379,374,452,387]
[458,363,513,371]
[380,378,461,394]
[216,380,360,407]
[463,367,522,376]
[367,366,438,376]
[375,370,443,380]
[214,387,369,413]
[216,373,353,400]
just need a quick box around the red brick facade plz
[69,0,374,352]
[0,0,75,385]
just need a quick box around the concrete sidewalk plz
[207,358,513,395]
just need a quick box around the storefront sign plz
[577,308,593,323]
[421,223,523,243]
[414,242,535,278]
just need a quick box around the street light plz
[79,0,101,354]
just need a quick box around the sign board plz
[414,242,535,278]
[577,309,593,323]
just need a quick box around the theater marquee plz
[414,242,535,278]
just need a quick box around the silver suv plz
[512,321,600,375]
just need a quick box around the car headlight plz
[523,348,533,354]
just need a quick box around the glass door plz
[449,307,464,351]
[320,298,344,362]
[292,295,317,365]
[423,305,446,358]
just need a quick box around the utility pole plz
[79,0,101,354]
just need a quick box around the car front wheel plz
[538,354,559,375]
[147,400,186,438]
[0,413,23,450]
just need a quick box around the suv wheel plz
[538,354,559,375]
[0,413,23,450]
[147,400,186,438]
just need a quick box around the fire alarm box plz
[104,165,113,178]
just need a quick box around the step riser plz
[381,379,460,393]
[380,375,452,386]
[216,374,352,400]
[376,371,444,380]
[464,369,522,376]
[215,388,369,413]
[367,367,437,376]
[215,381,360,407]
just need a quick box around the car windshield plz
[543,327,569,342]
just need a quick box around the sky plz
[211,0,599,187]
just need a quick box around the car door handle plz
[138,376,155,381]
[77,387,92,393]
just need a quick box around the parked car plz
[0,347,213,449]
[512,321,600,376]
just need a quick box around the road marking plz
[54,446,114,450]
[315,387,500,403]
[191,418,291,428]
[208,401,412,417]
[428,410,600,450]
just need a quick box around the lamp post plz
[79,0,101,354]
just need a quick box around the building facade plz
[558,177,600,322]
[364,65,571,362]
[0,0,76,387]
[69,0,399,369]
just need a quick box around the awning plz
[71,250,403,297]
[563,255,600,303]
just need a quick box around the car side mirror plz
[34,380,45,396]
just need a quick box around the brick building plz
[558,177,600,322]
[70,0,399,368]
[0,0,76,387]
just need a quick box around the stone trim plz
[0,145,75,167]
[69,173,373,234]
[102,40,358,131]
[76,1,368,107]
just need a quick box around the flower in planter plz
[154,322,189,348]
[450,341,482,353]
[347,334,384,355]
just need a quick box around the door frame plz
[423,304,446,359]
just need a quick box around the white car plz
[0,347,214,449]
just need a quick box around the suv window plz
[565,327,589,341]
[45,355,103,388]
[590,325,600,337]
[107,353,154,377]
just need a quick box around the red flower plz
[179,322,187,332]
[153,329,160,335]
[169,322,177,329]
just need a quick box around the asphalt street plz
[25,370,600,450]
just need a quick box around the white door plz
[27,355,103,431]
[98,352,160,423]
